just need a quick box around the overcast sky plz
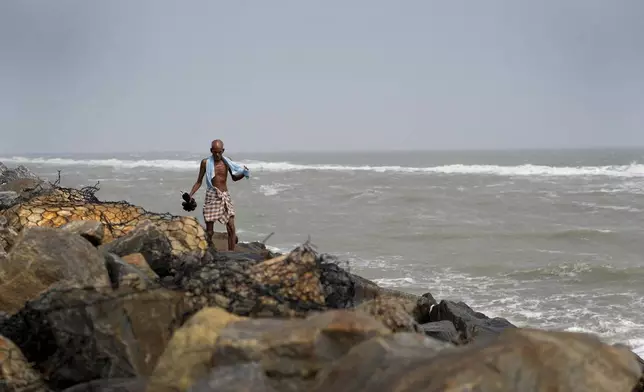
[1,0,643,154]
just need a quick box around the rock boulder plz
[312,328,642,392]
[0,285,192,390]
[0,226,111,314]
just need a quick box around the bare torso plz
[211,158,228,192]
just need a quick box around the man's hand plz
[181,192,197,211]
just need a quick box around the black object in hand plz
[181,192,197,211]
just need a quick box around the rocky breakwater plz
[0,162,642,392]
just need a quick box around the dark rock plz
[235,241,276,260]
[413,292,437,324]
[188,363,277,392]
[318,261,356,308]
[0,226,112,314]
[0,285,191,390]
[61,378,146,392]
[61,220,105,246]
[420,320,461,344]
[0,190,18,209]
[429,300,516,343]
[312,328,641,392]
[98,220,173,277]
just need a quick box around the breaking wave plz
[1,156,643,178]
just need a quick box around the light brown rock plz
[147,307,243,392]
[313,327,642,392]
[0,227,111,314]
[0,334,47,392]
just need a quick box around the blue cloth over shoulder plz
[205,156,250,190]
[223,156,250,179]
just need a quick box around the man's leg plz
[225,217,236,251]
[205,221,214,248]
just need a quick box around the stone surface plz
[1,187,209,256]
[178,243,327,318]
[188,363,277,392]
[147,307,243,392]
[0,216,18,254]
[0,334,48,392]
[210,309,391,391]
[355,296,421,333]
[0,227,111,314]
[99,220,174,276]
[61,219,105,246]
[61,378,147,392]
[0,164,40,186]
[420,320,462,344]
[414,292,438,324]
[312,332,453,391]
[0,191,18,210]
[121,253,159,280]
[104,252,158,290]
[312,327,642,392]
[0,285,191,390]
[429,300,516,343]
[247,244,326,312]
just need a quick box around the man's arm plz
[226,158,247,182]
[189,159,207,196]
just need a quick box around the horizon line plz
[2,145,644,157]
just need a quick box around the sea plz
[2,148,644,353]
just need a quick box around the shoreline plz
[1,161,644,391]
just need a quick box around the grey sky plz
[1,0,643,154]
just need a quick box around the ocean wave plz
[1,156,643,178]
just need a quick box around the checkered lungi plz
[203,187,235,224]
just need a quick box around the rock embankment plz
[0,161,643,392]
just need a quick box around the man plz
[188,139,246,251]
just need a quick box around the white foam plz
[258,183,291,196]
[2,156,644,178]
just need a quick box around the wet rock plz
[356,296,422,333]
[0,226,111,314]
[420,320,462,344]
[312,332,453,391]
[0,285,191,390]
[413,292,437,324]
[318,261,357,308]
[61,378,146,392]
[147,307,243,392]
[312,328,641,392]
[61,219,105,246]
[429,300,516,343]
[0,334,48,392]
[188,363,277,392]
[104,252,158,290]
[98,220,173,277]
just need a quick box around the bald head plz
[211,139,223,149]
[210,139,224,160]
